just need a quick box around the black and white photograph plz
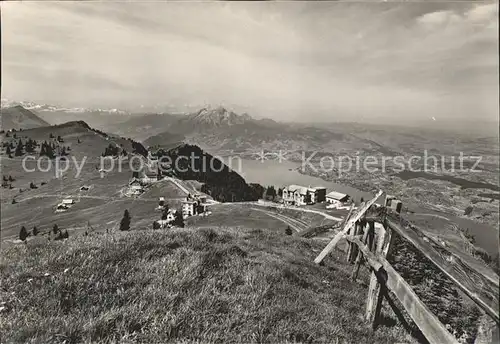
[0,1,498,343]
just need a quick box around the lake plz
[235,158,374,203]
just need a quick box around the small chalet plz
[182,194,208,217]
[385,195,402,213]
[141,171,159,184]
[56,199,75,212]
[326,191,349,207]
[182,200,197,217]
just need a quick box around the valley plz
[1,102,498,344]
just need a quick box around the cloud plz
[1,1,498,124]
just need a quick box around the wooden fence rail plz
[314,190,499,344]
[385,214,499,323]
[345,235,459,344]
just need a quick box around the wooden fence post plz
[365,222,394,328]
[474,314,500,344]
[347,221,361,263]
[351,222,369,280]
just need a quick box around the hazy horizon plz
[2,1,498,126]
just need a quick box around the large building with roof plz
[282,185,326,206]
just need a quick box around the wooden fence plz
[314,191,499,344]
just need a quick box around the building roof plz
[326,191,349,201]
[285,185,309,195]
[310,186,326,190]
[62,199,74,204]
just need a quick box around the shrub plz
[172,210,184,228]
[19,226,29,241]
[285,226,293,236]
[120,210,131,231]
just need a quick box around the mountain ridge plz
[0,105,50,131]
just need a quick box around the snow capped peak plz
[1,99,128,114]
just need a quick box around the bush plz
[32,226,39,236]
[172,210,184,228]
[52,224,60,235]
[120,210,131,231]
[19,226,29,241]
[285,226,293,236]
[152,221,160,230]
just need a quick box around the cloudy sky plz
[1,1,498,124]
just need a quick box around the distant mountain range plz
[1,99,128,115]
[4,100,498,162]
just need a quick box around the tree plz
[32,226,39,236]
[285,226,293,236]
[5,145,12,156]
[19,226,29,241]
[29,182,37,189]
[52,224,60,235]
[25,139,35,153]
[62,230,69,239]
[277,187,283,197]
[120,209,131,231]
[14,139,24,156]
[152,221,160,230]
[77,138,81,144]
[161,206,170,220]
[172,210,184,228]
[49,133,54,139]
[8,175,14,182]
[265,186,277,200]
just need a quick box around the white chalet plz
[282,185,311,206]
[182,200,197,217]
[326,191,349,207]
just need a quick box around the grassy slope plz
[0,227,413,344]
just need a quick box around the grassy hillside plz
[0,226,413,344]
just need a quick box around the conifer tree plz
[19,226,29,241]
[120,210,131,231]
[14,139,24,156]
